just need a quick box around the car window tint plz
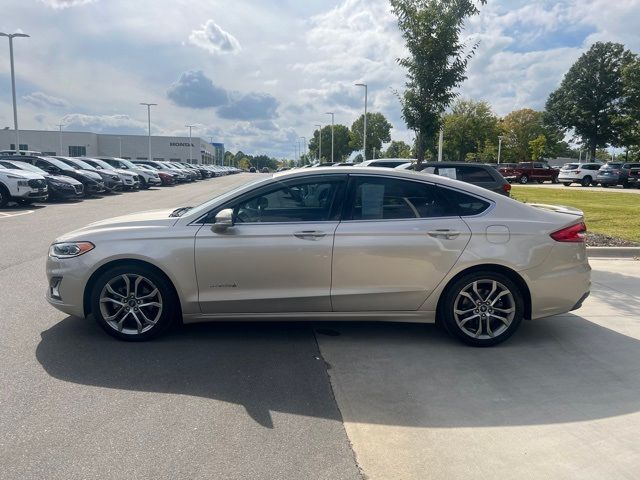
[233,179,342,223]
[439,188,491,216]
[459,166,494,182]
[350,177,447,220]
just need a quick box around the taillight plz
[550,222,587,243]
[503,183,512,194]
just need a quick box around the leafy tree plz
[391,0,486,164]
[238,158,252,170]
[309,124,353,162]
[614,58,640,159]
[349,112,393,160]
[383,140,413,158]
[442,99,498,162]
[529,135,547,161]
[499,109,564,162]
[546,42,635,159]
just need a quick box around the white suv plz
[0,164,49,207]
[558,163,603,187]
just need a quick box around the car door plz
[195,174,347,314]
[331,175,472,312]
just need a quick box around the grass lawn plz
[511,186,640,243]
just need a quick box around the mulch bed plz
[585,232,640,247]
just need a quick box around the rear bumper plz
[596,176,621,185]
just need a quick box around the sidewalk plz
[317,259,640,480]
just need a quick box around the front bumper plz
[14,186,48,201]
[46,255,89,318]
[50,183,84,199]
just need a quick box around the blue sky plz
[0,0,639,157]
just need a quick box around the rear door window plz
[459,166,494,183]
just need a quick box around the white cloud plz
[39,0,96,8]
[22,91,69,109]
[188,20,241,55]
[60,114,148,134]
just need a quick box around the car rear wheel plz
[581,176,592,187]
[440,272,524,347]
[91,265,178,341]
[519,175,529,184]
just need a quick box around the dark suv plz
[416,162,512,196]
[596,162,640,188]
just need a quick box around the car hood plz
[50,174,83,185]
[76,169,103,181]
[0,168,44,180]
[56,209,178,241]
[114,169,136,177]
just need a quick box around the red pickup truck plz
[497,162,560,184]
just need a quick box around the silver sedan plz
[46,167,591,347]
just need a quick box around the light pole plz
[1,32,29,152]
[438,127,444,162]
[117,137,122,157]
[57,124,64,156]
[140,102,157,161]
[185,124,195,164]
[300,136,307,164]
[497,135,504,164]
[355,83,367,161]
[314,124,322,162]
[325,112,335,162]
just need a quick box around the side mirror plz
[211,208,235,233]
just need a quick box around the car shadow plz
[36,313,640,429]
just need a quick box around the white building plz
[0,129,224,164]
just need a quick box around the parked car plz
[81,158,140,191]
[99,157,162,189]
[165,162,198,182]
[14,156,106,196]
[357,158,415,168]
[0,159,84,201]
[55,157,123,192]
[46,167,590,347]
[557,163,603,187]
[628,167,640,188]
[497,162,560,184]
[249,167,257,173]
[0,163,48,207]
[412,162,512,196]
[134,160,188,183]
[596,162,640,188]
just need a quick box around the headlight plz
[49,242,95,259]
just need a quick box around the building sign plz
[169,142,195,147]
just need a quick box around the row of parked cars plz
[0,152,240,208]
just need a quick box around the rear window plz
[459,166,495,183]
[562,164,579,170]
[440,187,491,216]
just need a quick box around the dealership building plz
[0,129,225,164]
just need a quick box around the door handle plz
[428,229,461,240]
[294,231,327,240]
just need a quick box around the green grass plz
[511,186,640,243]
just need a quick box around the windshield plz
[118,159,137,169]
[88,158,114,170]
[5,161,47,174]
[45,157,76,170]
[59,158,95,170]
[603,163,623,169]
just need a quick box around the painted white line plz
[0,210,34,218]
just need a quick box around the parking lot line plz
[0,210,34,218]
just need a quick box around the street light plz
[300,137,307,164]
[185,124,196,164]
[117,137,122,157]
[140,102,157,161]
[497,135,504,165]
[314,124,322,162]
[0,32,30,152]
[355,83,367,161]
[57,124,64,156]
[325,112,335,162]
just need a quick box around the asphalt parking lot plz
[1,174,639,479]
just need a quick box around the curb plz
[587,247,640,258]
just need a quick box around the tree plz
[383,140,413,158]
[390,0,486,164]
[546,42,635,159]
[238,158,252,170]
[442,99,498,162]
[349,112,393,160]
[499,109,564,162]
[529,135,547,161]
[309,124,353,162]
[614,58,640,158]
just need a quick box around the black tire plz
[90,264,179,341]
[439,271,524,347]
[581,176,592,187]
[601,184,609,188]
[140,177,148,189]
[622,181,631,189]
[16,198,33,206]
[519,175,529,185]
[0,184,9,208]
[552,177,559,184]
[562,182,572,187]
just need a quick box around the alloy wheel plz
[99,274,163,335]
[453,279,516,340]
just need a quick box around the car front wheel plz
[519,175,529,184]
[440,272,524,347]
[91,265,178,341]
[581,176,592,187]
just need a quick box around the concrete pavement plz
[317,258,640,480]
